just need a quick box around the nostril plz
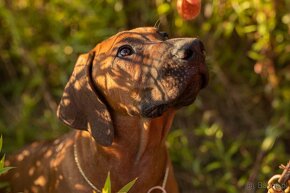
[171,38,205,60]
[182,49,194,60]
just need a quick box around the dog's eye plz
[117,46,134,57]
[158,31,169,40]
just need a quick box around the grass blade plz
[102,172,111,193]
[117,178,138,193]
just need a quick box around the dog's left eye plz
[117,46,134,57]
[158,31,169,40]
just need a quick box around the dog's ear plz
[57,52,114,146]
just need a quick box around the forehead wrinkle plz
[116,30,154,40]
[114,37,164,48]
[115,37,145,46]
[114,30,162,43]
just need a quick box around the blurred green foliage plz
[0,0,289,192]
[0,136,13,188]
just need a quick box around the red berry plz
[177,0,201,20]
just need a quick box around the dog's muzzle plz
[141,38,208,118]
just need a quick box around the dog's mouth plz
[173,73,208,108]
[141,72,208,118]
[141,103,169,118]
[200,72,209,89]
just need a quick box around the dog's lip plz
[173,83,197,108]
[200,72,209,89]
[141,103,169,118]
[172,72,208,108]
[198,61,209,89]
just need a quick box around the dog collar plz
[73,142,169,193]
[147,166,169,193]
[74,142,102,192]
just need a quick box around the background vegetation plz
[0,0,289,192]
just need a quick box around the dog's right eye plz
[117,46,134,57]
[158,31,169,40]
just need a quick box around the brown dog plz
[1,27,208,193]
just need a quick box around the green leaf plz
[261,126,282,151]
[243,25,257,33]
[117,178,138,193]
[102,172,111,193]
[248,50,263,60]
[157,3,170,15]
[0,135,2,151]
[227,141,240,157]
[0,155,5,168]
[205,161,222,172]
[0,167,14,175]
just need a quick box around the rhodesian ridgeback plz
[1,27,208,193]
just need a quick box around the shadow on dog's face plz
[93,27,208,118]
[57,27,208,145]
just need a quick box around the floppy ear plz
[57,52,114,146]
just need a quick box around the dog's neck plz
[89,109,176,167]
[75,109,176,191]
[110,108,176,163]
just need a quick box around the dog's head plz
[57,27,208,146]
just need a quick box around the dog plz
[1,27,208,193]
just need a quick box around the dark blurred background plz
[0,0,289,192]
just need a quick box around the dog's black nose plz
[172,38,205,61]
